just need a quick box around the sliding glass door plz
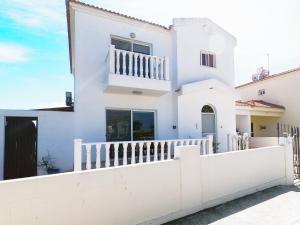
[132,111,155,141]
[106,109,155,142]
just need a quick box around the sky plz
[0,0,299,109]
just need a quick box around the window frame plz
[110,35,153,55]
[200,51,216,68]
[105,108,157,141]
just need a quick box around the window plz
[111,37,151,55]
[106,109,155,141]
[258,89,265,96]
[132,111,155,141]
[106,110,131,142]
[200,51,216,68]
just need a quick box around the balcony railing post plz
[164,57,170,81]
[149,57,154,79]
[145,56,149,78]
[155,57,159,79]
[128,52,133,76]
[74,139,82,171]
[122,52,126,75]
[109,45,115,74]
[139,55,143,77]
[116,50,120,74]
[134,53,138,77]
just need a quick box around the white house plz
[0,0,237,180]
[236,67,300,137]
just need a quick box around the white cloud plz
[3,0,65,30]
[6,11,43,27]
[0,43,31,63]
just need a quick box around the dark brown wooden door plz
[4,117,37,180]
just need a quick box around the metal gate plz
[277,123,300,179]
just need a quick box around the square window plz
[200,51,216,68]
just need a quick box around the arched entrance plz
[201,105,216,138]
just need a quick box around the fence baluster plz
[123,143,128,166]
[86,144,92,170]
[105,143,110,167]
[96,144,101,168]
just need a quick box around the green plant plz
[38,153,56,170]
[213,142,220,153]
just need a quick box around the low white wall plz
[250,137,279,148]
[0,142,293,225]
[0,109,74,179]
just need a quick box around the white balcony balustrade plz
[105,45,171,96]
[74,137,213,171]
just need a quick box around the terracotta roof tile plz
[236,100,285,109]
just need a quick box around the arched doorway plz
[201,105,216,138]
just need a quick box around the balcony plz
[105,45,171,96]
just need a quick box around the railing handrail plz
[110,44,164,59]
[81,138,207,146]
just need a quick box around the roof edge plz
[236,67,300,89]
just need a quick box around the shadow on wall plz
[165,185,300,225]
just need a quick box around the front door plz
[201,105,216,138]
[4,117,37,180]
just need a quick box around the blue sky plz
[0,0,299,109]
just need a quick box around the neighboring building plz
[0,0,237,180]
[236,67,300,137]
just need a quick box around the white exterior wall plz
[178,88,236,152]
[236,114,251,134]
[237,70,300,128]
[0,110,74,179]
[0,143,293,225]
[172,18,236,88]
[250,137,279,148]
[73,9,177,141]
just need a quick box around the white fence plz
[108,45,170,81]
[74,137,213,171]
[0,138,293,225]
[227,133,250,151]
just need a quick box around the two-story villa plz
[67,0,237,151]
[0,0,237,180]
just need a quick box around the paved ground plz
[165,185,300,225]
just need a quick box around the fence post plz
[227,134,231,151]
[208,135,214,154]
[109,45,115,74]
[74,139,82,171]
[283,136,294,185]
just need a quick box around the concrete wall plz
[250,137,279,148]
[0,110,74,179]
[0,142,293,225]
